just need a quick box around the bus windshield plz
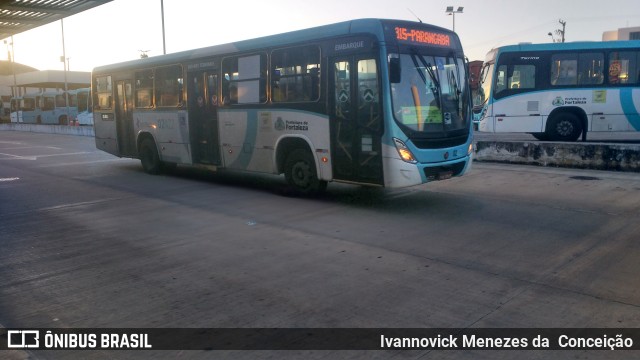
[391,51,468,134]
[478,62,494,106]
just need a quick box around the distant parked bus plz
[475,41,640,141]
[9,91,77,125]
[93,18,474,194]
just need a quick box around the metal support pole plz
[61,19,70,125]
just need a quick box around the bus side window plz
[551,54,577,86]
[43,97,55,111]
[608,51,638,85]
[135,69,154,108]
[271,45,321,103]
[578,53,604,85]
[509,65,536,89]
[222,54,267,105]
[155,65,183,107]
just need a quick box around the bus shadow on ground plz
[160,164,471,213]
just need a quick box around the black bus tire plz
[284,149,327,195]
[139,138,162,174]
[531,132,548,141]
[547,113,582,142]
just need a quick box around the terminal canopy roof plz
[0,0,112,40]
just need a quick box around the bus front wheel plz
[139,138,162,174]
[547,113,582,142]
[284,149,327,195]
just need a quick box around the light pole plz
[61,19,70,125]
[161,0,166,54]
[445,6,464,32]
[4,37,17,97]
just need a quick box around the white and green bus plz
[93,18,474,194]
[476,41,640,141]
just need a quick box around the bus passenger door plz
[115,80,136,156]
[188,71,220,165]
[330,57,383,185]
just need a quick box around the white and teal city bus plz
[476,41,640,141]
[9,91,77,125]
[93,18,474,194]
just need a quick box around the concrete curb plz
[475,141,640,172]
[0,123,94,137]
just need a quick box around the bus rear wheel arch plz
[284,148,327,195]
[545,111,583,142]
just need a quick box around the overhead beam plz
[0,0,113,39]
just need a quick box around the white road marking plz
[0,151,91,161]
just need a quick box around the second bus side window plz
[271,45,321,102]
[551,54,577,86]
[135,69,154,108]
[578,53,604,85]
[222,54,267,105]
[155,65,184,107]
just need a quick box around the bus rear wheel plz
[547,113,582,142]
[284,149,327,195]
[58,115,68,125]
[139,138,162,174]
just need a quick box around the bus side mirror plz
[389,57,401,83]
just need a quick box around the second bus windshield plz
[391,52,468,134]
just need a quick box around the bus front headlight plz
[394,138,417,164]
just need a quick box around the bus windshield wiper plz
[411,50,441,106]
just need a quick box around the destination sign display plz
[394,27,451,47]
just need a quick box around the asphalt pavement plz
[1,131,639,360]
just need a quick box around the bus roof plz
[93,18,457,73]
[494,40,640,54]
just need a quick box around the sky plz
[6,0,640,72]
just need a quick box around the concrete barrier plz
[2,123,639,172]
[0,123,94,137]
[476,141,640,172]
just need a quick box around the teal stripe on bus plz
[229,111,259,170]
[620,88,640,131]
